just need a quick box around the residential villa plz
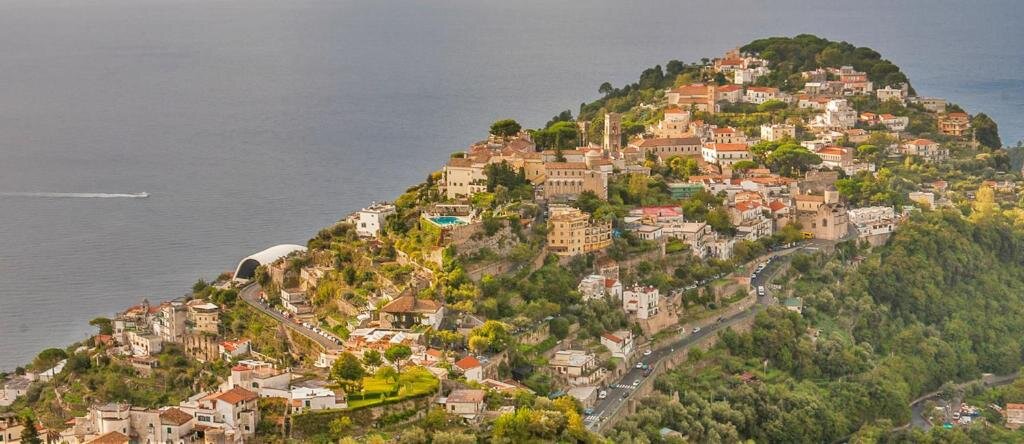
[701,143,751,167]
[549,350,603,386]
[938,112,970,137]
[444,389,486,420]
[379,293,444,330]
[760,123,795,142]
[546,205,612,257]
[353,202,396,238]
[186,300,220,335]
[454,356,484,382]
[901,139,948,162]
[577,274,623,301]
[745,86,780,104]
[623,285,660,320]
[600,330,635,360]
[665,84,718,113]
[227,361,291,397]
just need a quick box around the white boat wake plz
[0,191,149,199]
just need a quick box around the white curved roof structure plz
[234,244,307,280]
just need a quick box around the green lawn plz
[347,366,439,410]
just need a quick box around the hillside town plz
[2,36,1022,443]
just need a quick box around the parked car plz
[635,362,644,369]
[598,390,608,399]
[643,349,652,356]
[692,327,701,333]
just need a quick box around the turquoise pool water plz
[429,216,466,227]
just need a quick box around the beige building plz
[187,300,220,335]
[938,112,970,137]
[794,192,849,240]
[445,389,486,420]
[546,205,612,257]
[549,350,602,386]
[712,127,747,144]
[631,137,702,162]
[901,139,948,162]
[666,84,718,113]
[442,155,488,199]
[654,108,691,138]
[542,163,608,200]
[760,123,796,142]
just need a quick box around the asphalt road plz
[239,283,344,352]
[585,246,800,430]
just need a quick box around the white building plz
[600,330,635,360]
[354,202,396,238]
[848,206,897,237]
[812,99,858,130]
[577,274,615,301]
[623,285,660,320]
[701,143,751,166]
[227,361,291,397]
[290,386,346,413]
[745,86,779,104]
[876,86,906,104]
[760,123,796,142]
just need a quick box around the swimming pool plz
[428,216,467,227]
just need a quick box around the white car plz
[757,286,766,296]
[692,327,701,333]
[598,390,608,399]
[643,349,652,356]
[635,362,644,369]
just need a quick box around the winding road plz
[238,283,344,352]
[587,244,806,431]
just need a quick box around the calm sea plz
[1,0,1022,370]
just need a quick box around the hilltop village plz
[3,35,1024,443]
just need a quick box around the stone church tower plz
[603,112,622,152]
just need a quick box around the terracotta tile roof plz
[794,194,825,202]
[454,356,481,370]
[817,147,847,156]
[769,200,787,212]
[635,137,700,147]
[159,408,193,426]
[1007,403,1024,410]
[381,294,442,314]
[663,107,686,114]
[446,389,485,404]
[670,84,710,96]
[713,127,737,134]
[747,86,779,93]
[213,386,258,405]
[734,201,761,211]
[908,138,937,146]
[708,143,749,152]
[717,84,743,92]
[545,162,588,170]
[86,431,130,444]
[446,157,474,168]
[601,332,624,343]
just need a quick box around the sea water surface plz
[1,0,1022,369]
